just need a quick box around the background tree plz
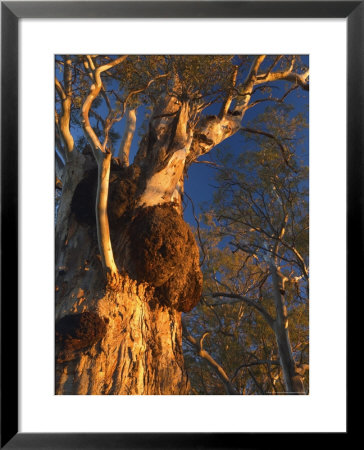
[183,104,309,394]
[55,55,309,394]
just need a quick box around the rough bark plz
[55,84,203,394]
[56,273,189,395]
[55,164,198,393]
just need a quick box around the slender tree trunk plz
[270,263,305,394]
[273,323,305,394]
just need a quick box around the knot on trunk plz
[56,311,106,353]
[123,203,202,312]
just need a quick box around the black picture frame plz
[1,1,358,448]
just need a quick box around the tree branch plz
[219,65,238,118]
[55,56,74,160]
[240,126,297,172]
[81,55,127,282]
[55,110,67,163]
[210,292,275,330]
[232,359,280,382]
[81,55,128,157]
[95,150,119,284]
[256,61,309,90]
[184,191,206,266]
[246,85,299,110]
[118,107,137,166]
[112,73,169,121]
[235,55,266,112]
[182,321,238,395]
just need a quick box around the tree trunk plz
[55,163,196,394]
[270,263,306,394]
[56,273,189,395]
[55,91,203,394]
[274,325,305,394]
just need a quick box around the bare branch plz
[288,245,309,279]
[240,127,297,173]
[112,73,169,121]
[84,56,113,114]
[187,56,308,166]
[210,292,275,330]
[235,55,266,112]
[81,55,128,157]
[247,85,299,110]
[257,56,283,80]
[90,109,105,126]
[232,360,280,381]
[192,160,221,168]
[256,58,309,90]
[55,110,67,163]
[219,65,239,118]
[55,77,66,100]
[182,321,238,395]
[247,367,266,394]
[55,56,74,159]
[95,150,119,284]
[184,191,206,266]
[81,55,127,282]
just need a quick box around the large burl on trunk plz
[55,154,202,395]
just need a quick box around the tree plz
[55,55,309,394]
[184,105,309,394]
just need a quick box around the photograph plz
[55,54,309,396]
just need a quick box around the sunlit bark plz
[118,107,136,166]
[80,55,127,280]
[55,55,308,395]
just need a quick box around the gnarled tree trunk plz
[55,88,204,395]
[55,160,201,394]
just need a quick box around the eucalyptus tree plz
[55,55,308,395]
